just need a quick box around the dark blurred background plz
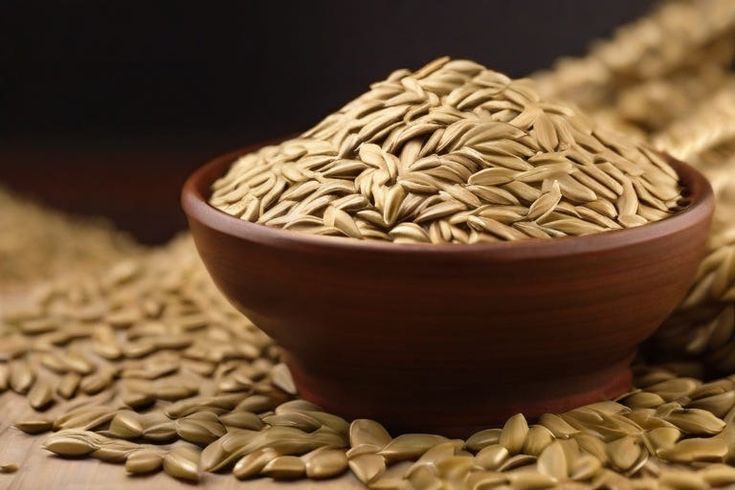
[1,0,652,243]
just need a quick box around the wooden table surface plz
[0,296,368,490]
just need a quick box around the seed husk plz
[232,448,279,480]
[607,436,641,471]
[350,419,392,450]
[665,409,727,435]
[500,414,530,455]
[219,411,264,430]
[302,447,348,479]
[163,446,200,482]
[466,428,503,452]
[261,455,305,480]
[44,434,98,457]
[537,441,568,480]
[125,449,163,475]
[379,434,448,463]
[15,418,53,435]
[658,437,728,463]
[348,453,386,484]
[475,444,510,471]
[57,372,81,400]
[270,363,297,395]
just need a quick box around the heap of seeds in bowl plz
[209,57,682,243]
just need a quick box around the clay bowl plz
[182,146,714,437]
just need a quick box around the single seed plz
[261,455,305,480]
[163,446,200,482]
[126,449,163,475]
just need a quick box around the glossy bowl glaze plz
[182,146,714,437]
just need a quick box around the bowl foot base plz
[286,354,632,438]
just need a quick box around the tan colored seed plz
[233,448,279,480]
[474,444,509,471]
[350,419,392,450]
[15,418,53,435]
[302,447,348,479]
[163,446,200,482]
[537,441,568,480]
[44,434,98,456]
[348,453,386,484]
[261,455,305,480]
[500,414,529,454]
[658,437,728,463]
[0,463,18,474]
[379,434,447,463]
[125,449,163,474]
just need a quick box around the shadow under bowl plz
[182,146,714,437]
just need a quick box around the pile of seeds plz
[533,0,735,133]
[2,236,735,489]
[646,83,735,374]
[209,58,682,243]
[0,185,141,292]
[3,2,735,488]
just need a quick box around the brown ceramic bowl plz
[182,146,713,437]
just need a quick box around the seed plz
[26,377,53,410]
[506,470,557,490]
[126,449,163,474]
[0,463,18,474]
[15,418,53,435]
[407,465,442,490]
[379,434,447,463]
[219,411,264,430]
[475,444,509,471]
[645,427,681,452]
[232,448,278,480]
[537,441,567,480]
[498,454,538,472]
[109,411,143,439]
[607,436,641,471]
[302,447,348,479]
[539,414,577,439]
[142,422,178,443]
[122,391,155,410]
[262,411,321,432]
[665,409,726,435]
[523,426,555,456]
[261,455,305,480]
[270,363,297,395]
[9,360,35,394]
[348,453,385,484]
[658,438,728,463]
[57,373,81,399]
[570,454,602,481]
[163,446,200,482]
[466,428,504,453]
[500,414,529,454]
[44,434,98,456]
[350,419,392,450]
[659,470,707,490]
[699,463,735,486]
[176,416,226,446]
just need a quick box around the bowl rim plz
[182,144,714,259]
